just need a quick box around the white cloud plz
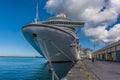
[45,0,120,45]
[84,24,120,44]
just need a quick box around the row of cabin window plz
[43,21,82,25]
[47,17,71,21]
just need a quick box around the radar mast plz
[34,1,39,23]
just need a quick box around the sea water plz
[0,58,73,80]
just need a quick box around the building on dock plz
[92,40,120,62]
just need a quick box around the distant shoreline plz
[0,56,43,58]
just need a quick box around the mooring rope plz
[42,40,60,80]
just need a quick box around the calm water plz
[0,58,73,80]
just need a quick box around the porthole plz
[32,33,37,37]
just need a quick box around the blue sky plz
[0,0,120,56]
[0,0,50,56]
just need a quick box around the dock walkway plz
[66,59,120,80]
[66,60,92,80]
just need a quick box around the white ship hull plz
[22,24,80,62]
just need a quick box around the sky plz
[0,0,120,56]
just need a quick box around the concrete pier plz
[66,59,120,80]
[66,60,92,80]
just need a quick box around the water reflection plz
[29,62,73,80]
[0,58,73,80]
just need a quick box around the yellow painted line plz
[85,70,92,80]
[79,61,92,80]
[86,72,92,80]
[88,76,92,80]
[80,68,83,72]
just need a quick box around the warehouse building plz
[92,40,120,62]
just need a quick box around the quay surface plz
[66,60,92,80]
[66,59,120,80]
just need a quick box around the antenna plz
[34,1,39,23]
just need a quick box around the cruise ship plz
[22,5,84,63]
